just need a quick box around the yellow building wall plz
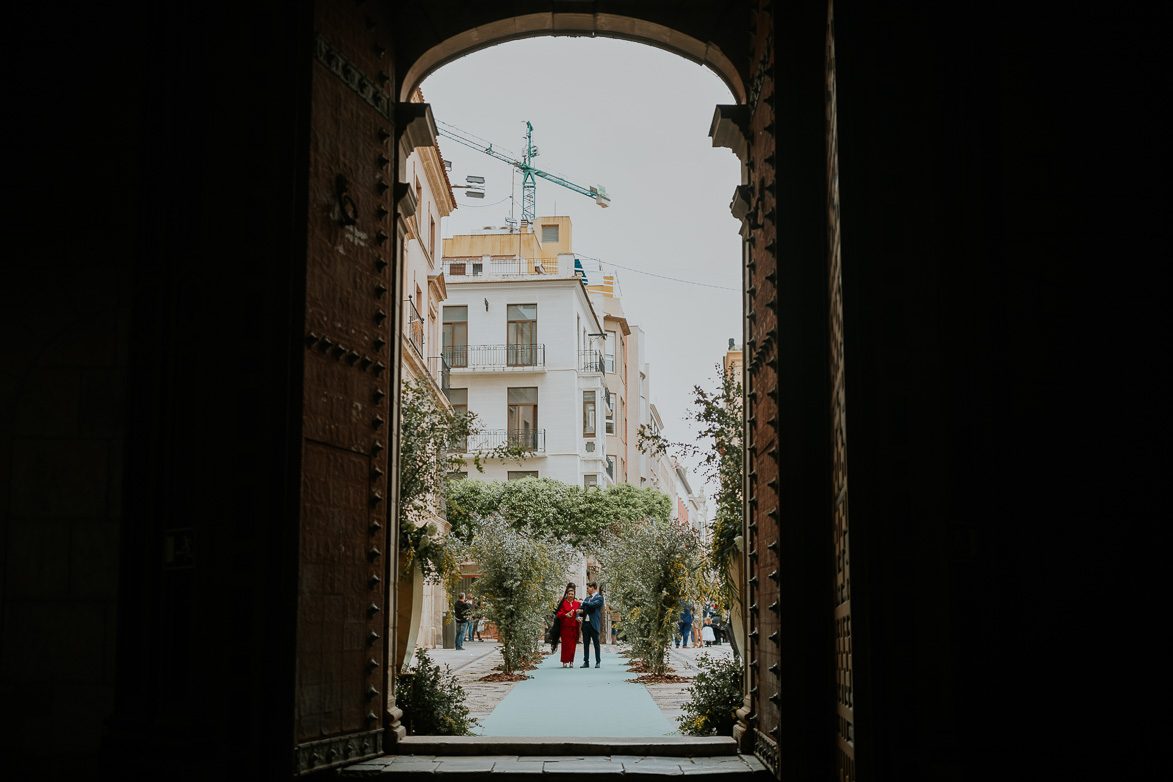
[442,215,574,263]
[534,215,573,257]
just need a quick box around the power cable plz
[454,195,511,208]
[576,253,740,292]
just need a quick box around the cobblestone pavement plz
[420,640,735,733]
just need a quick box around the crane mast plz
[437,120,610,223]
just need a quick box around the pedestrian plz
[693,617,703,648]
[609,610,620,645]
[702,616,715,647]
[553,582,581,668]
[577,581,604,668]
[712,611,724,645]
[676,603,694,648]
[454,592,471,650]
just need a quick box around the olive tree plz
[597,519,707,676]
[461,515,574,676]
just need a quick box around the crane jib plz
[437,123,611,217]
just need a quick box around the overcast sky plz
[421,37,743,500]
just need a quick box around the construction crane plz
[437,120,610,223]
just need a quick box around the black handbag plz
[545,611,560,648]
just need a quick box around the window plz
[429,213,436,258]
[507,304,537,366]
[507,387,538,450]
[584,474,598,489]
[606,402,615,435]
[583,391,596,437]
[442,306,467,367]
[447,388,468,451]
[605,330,616,373]
[508,471,538,481]
[541,224,559,243]
[606,456,615,478]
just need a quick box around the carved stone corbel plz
[730,184,754,237]
[395,101,438,181]
[394,181,417,222]
[709,104,751,163]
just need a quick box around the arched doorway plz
[289,1,837,777]
[13,0,1159,779]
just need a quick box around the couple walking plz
[550,581,604,668]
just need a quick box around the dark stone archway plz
[2,1,1165,780]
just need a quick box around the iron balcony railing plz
[443,343,545,369]
[444,258,558,277]
[452,428,546,453]
[428,355,451,394]
[579,349,605,373]
[406,296,425,356]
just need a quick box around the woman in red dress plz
[554,582,581,668]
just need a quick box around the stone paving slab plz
[622,762,687,775]
[433,758,499,773]
[486,760,556,773]
[339,754,769,779]
[541,760,628,774]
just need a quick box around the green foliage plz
[597,519,707,675]
[442,475,676,675]
[677,653,744,736]
[464,515,574,674]
[445,477,670,548]
[398,378,525,592]
[398,378,479,585]
[638,364,743,608]
[397,648,478,736]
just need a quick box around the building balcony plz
[406,296,425,357]
[444,344,546,371]
[427,355,451,394]
[579,349,605,373]
[451,428,546,454]
[444,257,571,279]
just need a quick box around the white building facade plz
[441,260,611,487]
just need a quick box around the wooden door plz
[291,0,428,772]
[726,1,839,779]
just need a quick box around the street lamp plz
[451,174,486,199]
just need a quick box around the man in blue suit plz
[577,581,605,668]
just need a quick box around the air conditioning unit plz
[585,441,595,453]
